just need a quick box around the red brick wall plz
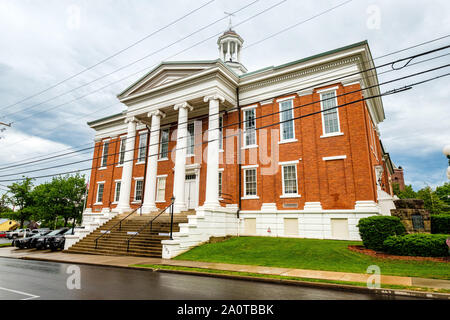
[86,82,389,212]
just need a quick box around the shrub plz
[383,233,449,257]
[431,214,450,234]
[357,216,406,251]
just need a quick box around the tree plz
[6,178,35,227]
[394,184,417,199]
[417,186,447,214]
[32,174,86,227]
[434,182,450,212]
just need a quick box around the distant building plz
[392,165,405,191]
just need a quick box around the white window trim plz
[137,132,148,164]
[279,160,299,166]
[114,180,122,203]
[281,163,300,198]
[243,107,257,147]
[218,114,223,152]
[243,167,258,198]
[155,175,167,203]
[317,86,339,94]
[133,177,144,202]
[322,155,347,161]
[100,140,110,169]
[159,127,170,160]
[186,121,195,157]
[276,95,296,102]
[96,182,105,204]
[279,98,296,142]
[320,89,342,137]
[242,164,259,169]
[117,136,126,167]
[218,169,224,200]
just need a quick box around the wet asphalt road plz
[0,257,417,300]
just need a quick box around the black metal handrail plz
[126,197,175,252]
[95,205,142,249]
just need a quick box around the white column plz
[173,102,193,213]
[203,94,225,209]
[142,110,166,213]
[227,41,230,61]
[116,117,138,212]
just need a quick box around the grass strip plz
[131,263,450,294]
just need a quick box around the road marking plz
[0,286,40,300]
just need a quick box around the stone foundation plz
[390,199,431,233]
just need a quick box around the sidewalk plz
[0,246,449,291]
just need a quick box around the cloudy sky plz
[0,0,449,194]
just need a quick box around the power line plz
[1,0,264,120]
[0,0,216,113]
[1,43,449,170]
[1,66,448,180]
[1,72,447,183]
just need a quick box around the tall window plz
[119,137,126,165]
[159,128,169,159]
[101,141,109,167]
[156,177,166,202]
[244,168,257,196]
[114,181,121,202]
[219,115,223,150]
[218,171,223,197]
[282,165,298,195]
[135,180,143,201]
[321,91,340,134]
[279,100,294,140]
[244,108,256,146]
[138,132,148,162]
[96,183,104,203]
[187,122,195,155]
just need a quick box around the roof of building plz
[88,40,374,126]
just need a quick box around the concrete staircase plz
[65,210,194,258]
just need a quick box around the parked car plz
[7,228,31,239]
[14,230,52,249]
[35,228,69,250]
[0,231,6,238]
[48,228,75,251]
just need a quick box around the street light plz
[443,145,450,179]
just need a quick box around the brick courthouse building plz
[71,29,397,258]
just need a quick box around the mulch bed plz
[348,245,449,263]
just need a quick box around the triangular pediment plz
[118,61,219,99]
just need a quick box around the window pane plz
[97,184,104,203]
[156,177,166,202]
[119,138,126,165]
[187,123,195,154]
[280,100,294,140]
[138,133,148,162]
[219,116,223,150]
[245,169,257,196]
[135,180,143,201]
[283,165,297,194]
[321,92,339,134]
[160,129,169,159]
[115,182,121,202]
[244,109,256,146]
[102,142,109,167]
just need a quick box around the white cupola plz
[217,28,247,75]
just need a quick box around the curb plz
[10,254,450,300]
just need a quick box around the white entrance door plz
[184,173,198,209]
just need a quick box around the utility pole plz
[0,122,11,139]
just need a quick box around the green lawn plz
[0,243,11,247]
[175,236,450,280]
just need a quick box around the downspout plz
[237,87,242,219]
[140,125,151,215]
